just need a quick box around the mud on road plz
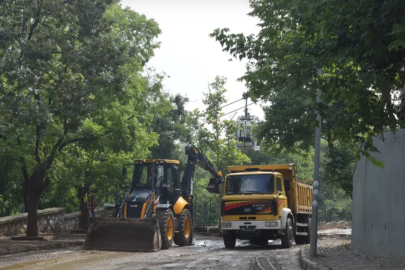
[0,235,302,270]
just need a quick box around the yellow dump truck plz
[219,164,312,248]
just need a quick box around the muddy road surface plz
[0,235,302,270]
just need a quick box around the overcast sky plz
[120,0,264,120]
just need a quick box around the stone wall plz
[0,207,109,236]
[352,129,405,261]
[0,208,66,236]
[64,212,82,232]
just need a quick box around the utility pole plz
[242,92,249,149]
[310,89,322,257]
[243,92,248,119]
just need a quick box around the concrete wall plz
[352,129,405,261]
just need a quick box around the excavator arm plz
[181,145,223,196]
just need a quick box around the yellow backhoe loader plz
[84,145,223,252]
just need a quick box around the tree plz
[191,76,250,226]
[0,1,161,236]
[198,76,250,173]
[149,92,192,159]
[0,142,24,216]
[210,0,405,163]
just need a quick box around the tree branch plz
[35,124,41,165]
[34,92,42,165]
[58,137,96,152]
[63,116,68,135]
[17,136,30,212]
[28,0,43,41]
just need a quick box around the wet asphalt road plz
[0,237,302,270]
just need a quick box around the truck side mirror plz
[122,166,127,176]
[284,179,290,191]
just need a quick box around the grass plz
[314,253,326,258]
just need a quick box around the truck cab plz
[220,164,312,248]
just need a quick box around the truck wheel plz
[281,217,294,248]
[223,231,236,248]
[174,209,192,246]
[157,208,175,249]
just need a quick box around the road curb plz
[0,240,84,257]
[299,247,328,270]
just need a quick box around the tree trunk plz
[78,184,90,230]
[26,194,41,236]
[24,178,28,213]
[26,168,50,237]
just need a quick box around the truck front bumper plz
[221,220,281,230]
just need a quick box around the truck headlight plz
[222,222,232,228]
[265,221,278,228]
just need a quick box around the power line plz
[199,98,245,115]
[220,98,244,109]
[222,103,254,117]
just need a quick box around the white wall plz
[352,129,405,260]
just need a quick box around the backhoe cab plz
[84,145,222,252]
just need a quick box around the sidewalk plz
[300,237,405,270]
[0,234,85,256]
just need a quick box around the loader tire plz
[174,208,192,246]
[157,208,175,249]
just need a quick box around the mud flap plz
[84,217,161,252]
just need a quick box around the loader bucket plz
[206,177,222,194]
[84,217,161,252]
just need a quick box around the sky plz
[120,0,264,120]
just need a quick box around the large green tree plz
[0,1,160,235]
[197,76,250,173]
[149,92,192,159]
[211,0,405,163]
[191,76,250,225]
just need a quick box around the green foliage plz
[210,0,405,163]
[149,92,192,159]
[197,76,251,173]
[191,76,251,225]
[0,1,163,217]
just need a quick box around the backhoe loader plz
[84,145,223,252]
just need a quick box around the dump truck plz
[84,145,222,252]
[218,164,312,248]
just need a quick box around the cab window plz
[276,178,283,193]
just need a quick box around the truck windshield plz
[225,174,275,195]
